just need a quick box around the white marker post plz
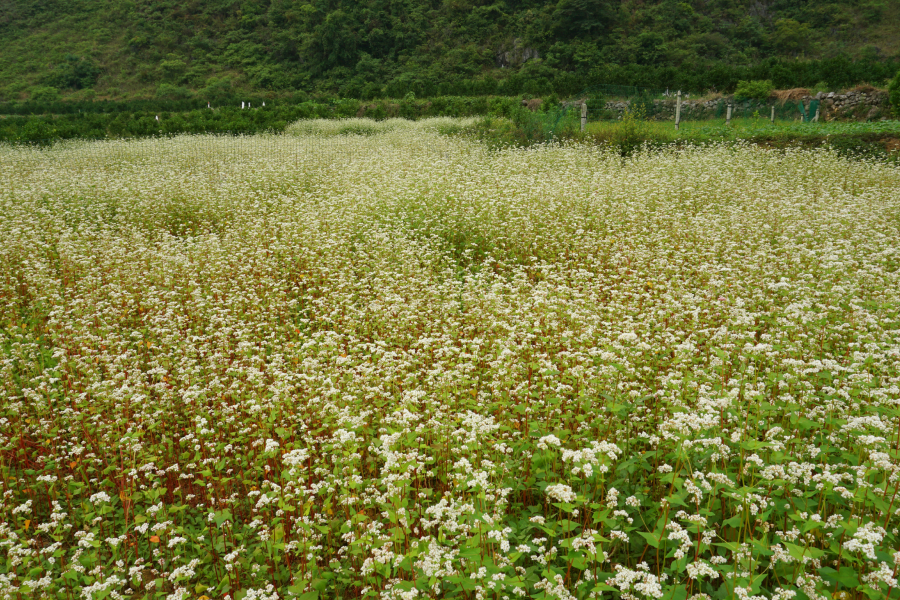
[675,90,682,131]
[771,105,775,123]
[581,103,587,132]
[726,103,732,126]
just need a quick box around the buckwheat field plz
[3,120,900,600]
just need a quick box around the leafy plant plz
[613,101,651,155]
[29,86,60,102]
[45,54,101,91]
[890,68,900,117]
[734,79,775,100]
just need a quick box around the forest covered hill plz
[1,0,899,102]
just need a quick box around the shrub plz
[156,84,193,100]
[30,86,60,102]
[734,79,775,100]
[810,81,830,95]
[890,69,900,117]
[46,55,101,90]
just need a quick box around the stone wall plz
[819,90,891,121]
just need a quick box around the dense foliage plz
[0,97,526,141]
[890,70,900,117]
[2,122,900,599]
[0,0,898,100]
[733,80,776,100]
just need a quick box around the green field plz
[2,122,900,599]
[587,117,900,142]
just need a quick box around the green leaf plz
[637,531,660,548]
[784,542,823,561]
[723,514,744,528]
[819,566,860,589]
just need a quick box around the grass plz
[464,113,900,161]
[585,117,900,142]
[585,118,900,150]
[2,122,900,599]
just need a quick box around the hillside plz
[0,0,899,101]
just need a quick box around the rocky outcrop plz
[496,39,540,68]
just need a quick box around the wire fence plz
[516,90,833,143]
[548,85,827,125]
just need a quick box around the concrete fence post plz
[581,103,587,132]
[771,105,775,123]
[675,90,682,131]
[726,103,732,126]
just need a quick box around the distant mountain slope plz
[0,0,898,101]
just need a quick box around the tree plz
[551,0,615,40]
[773,19,812,55]
[47,55,101,90]
[635,32,668,66]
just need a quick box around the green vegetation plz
[1,0,899,101]
[0,96,525,142]
[459,112,900,162]
[890,70,900,116]
[4,123,900,599]
[733,79,775,100]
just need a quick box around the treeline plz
[3,55,898,118]
[589,56,900,96]
[0,97,526,142]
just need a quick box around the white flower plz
[537,435,562,450]
[89,491,111,504]
[545,484,577,503]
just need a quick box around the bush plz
[47,55,101,91]
[156,84,193,100]
[30,86,60,102]
[734,79,775,100]
[890,70,900,117]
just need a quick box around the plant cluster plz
[733,81,776,101]
[890,70,900,117]
[2,123,900,599]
